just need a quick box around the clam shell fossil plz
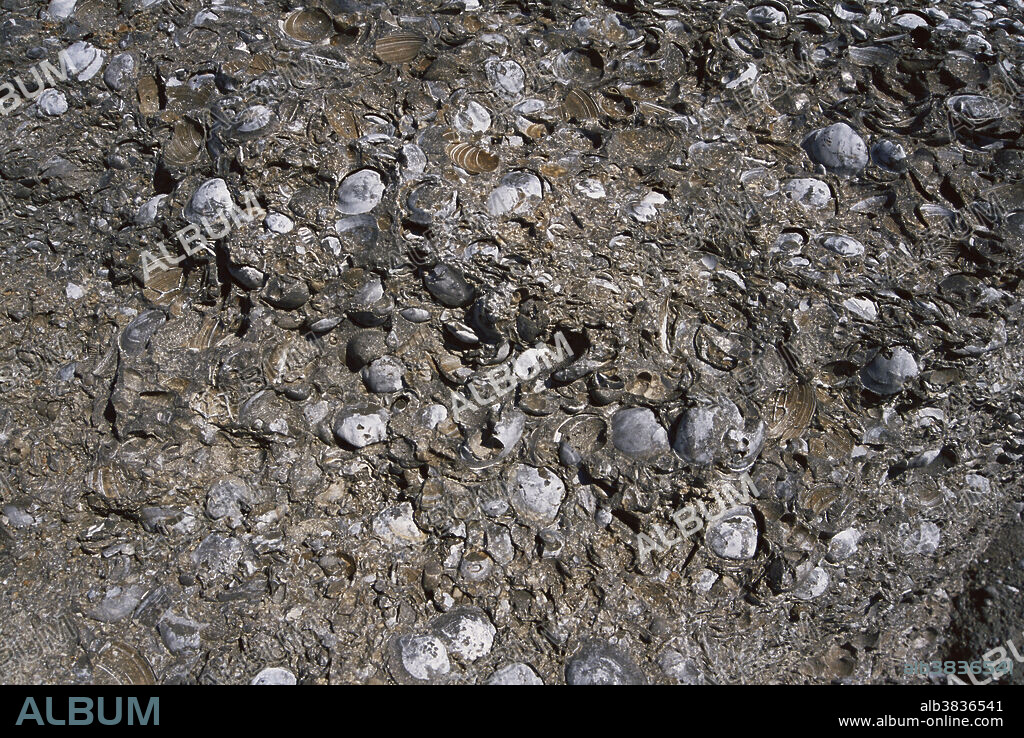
[561,89,601,121]
[765,383,816,441]
[374,32,426,64]
[92,641,156,685]
[163,119,204,167]
[282,8,334,43]
[446,142,499,174]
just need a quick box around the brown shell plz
[599,90,636,119]
[92,641,156,686]
[445,142,499,174]
[283,8,334,43]
[248,53,275,75]
[163,119,204,166]
[374,32,426,64]
[521,121,547,138]
[324,92,360,138]
[800,485,842,517]
[765,382,816,441]
[560,89,601,121]
[142,263,182,300]
[137,76,160,114]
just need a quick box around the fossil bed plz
[0,0,1022,685]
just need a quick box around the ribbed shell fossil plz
[282,8,334,43]
[560,89,601,121]
[374,32,426,64]
[765,382,816,441]
[163,119,204,166]
[92,641,156,685]
[446,142,499,174]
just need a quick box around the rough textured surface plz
[0,0,1022,686]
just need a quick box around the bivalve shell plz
[375,32,426,64]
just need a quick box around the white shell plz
[337,169,384,215]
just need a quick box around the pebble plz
[565,641,645,685]
[431,607,496,662]
[508,465,565,526]
[205,476,253,527]
[793,564,830,600]
[251,667,297,685]
[861,347,919,395]
[103,53,135,91]
[37,89,68,116]
[826,528,861,563]
[337,169,384,215]
[392,635,450,683]
[705,506,759,560]
[87,585,144,623]
[157,612,203,654]
[362,356,405,393]
[802,122,868,175]
[333,407,389,448]
[185,178,234,225]
[611,408,670,457]
[346,331,388,369]
[373,502,428,546]
[264,212,294,233]
[423,263,475,307]
[486,663,544,685]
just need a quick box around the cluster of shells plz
[0,0,1021,685]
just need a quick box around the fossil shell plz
[764,382,816,441]
[137,76,159,114]
[560,89,601,121]
[374,32,426,64]
[264,337,319,385]
[324,93,360,139]
[599,90,635,119]
[86,464,128,502]
[801,485,842,518]
[446,142,499,174]
[553,49,604,86]
[282,8,334,43]
[142,263,182,297]
[92,641,156,685]
[163,119,204,166]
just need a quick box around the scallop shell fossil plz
[282,8,334,43]
[374,32,426,64]
[446,142,499,174]
[163,119,204,166]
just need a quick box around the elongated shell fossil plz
[446,142,499,174]
[137,76,159,114]
[374,32,426,64]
